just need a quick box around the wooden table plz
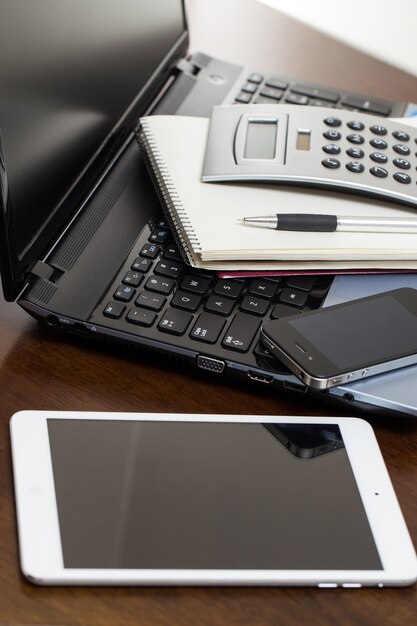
[1,0,417,623]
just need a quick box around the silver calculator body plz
[202,104,417,208]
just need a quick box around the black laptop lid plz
[0,0,187,301]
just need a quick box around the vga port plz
[197,356,225,373]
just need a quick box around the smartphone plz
[9,411,417,586]
[261,287,417,390]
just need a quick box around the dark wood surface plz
[1,0,417,623]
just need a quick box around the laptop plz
[1,0,416,418]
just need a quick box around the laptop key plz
[103,301,126,319]
[149,228,169,244]
[240,295,270,316]
[154,260,183,279]
[248,279,278,299]
[286,275,317,292]
[214,279,244,299]
[271,304,304,319]
[126,307,156,327]
[158,308,193,335]
[280,287,308,308]
[222,313,261,352]
[135,291,166,311]
[171,290,202,311]
[140,243,160,259]
[114,284,136,302]
[204,295,235,316]
[122,271,144,287]
[163,244,183,261]
[190,313,226,343]
[181,274,211,294]
[145,275,175,294]
[131,257,153,272]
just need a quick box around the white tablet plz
[10,411,417,587]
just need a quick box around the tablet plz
[10,411,417,587]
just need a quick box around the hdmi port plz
[248,371,274,384]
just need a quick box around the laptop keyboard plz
[233,73,393,116]
[94,72,398,373]
[100,217,333,369]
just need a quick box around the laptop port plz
[283,379,307,393]
[248,371,274,384]
[197,356,225,373]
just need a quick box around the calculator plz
[202,104,417,207]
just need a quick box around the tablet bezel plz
[10,410,417,586]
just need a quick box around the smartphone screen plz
[288,293,417,371]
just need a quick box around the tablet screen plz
[47,420,382,571]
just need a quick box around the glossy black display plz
[47,419,382,570]
[289,292,417,370]
[0,0,186,299]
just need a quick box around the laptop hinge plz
[175,58,200,77]
[29,260,63,284]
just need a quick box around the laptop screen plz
[0,0,187,299]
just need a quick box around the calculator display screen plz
[244,120,278,159]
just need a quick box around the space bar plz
[221,313,261,352]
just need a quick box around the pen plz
[241,214,417,233]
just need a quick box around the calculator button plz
[370,152,388,164]
[323,130,341,141]
[346,161,365,173]
[324,116,342,127]
[158,308,193,335]
[370,138,388,149]
[103,301,126,319]
[346,147,364,159]
[126,308,157,327]
[190,313,226,344]
[392,130,410,141]
[370,124,387,136]
[321,157,340,169]
[347,120,365,131]
[370,166,388,178]
[347,133,364,145]
[322,144,341,155]
[393,157,411,170]
[393,144,410,155]
[393,172,412,184]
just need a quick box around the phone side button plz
[318,583,338,588]
[342,583,362,588]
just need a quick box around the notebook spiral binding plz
[137,119,201,268]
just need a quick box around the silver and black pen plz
[242,214,417,233]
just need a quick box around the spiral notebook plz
[137,115,417,272]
